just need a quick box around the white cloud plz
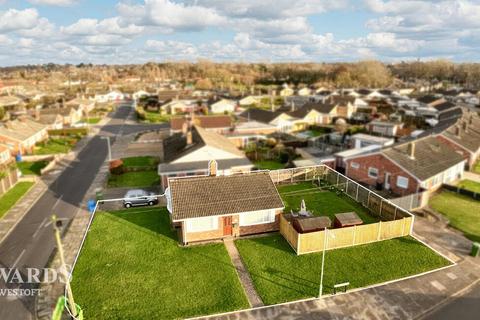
[81,34,132,46]
[0,8,39,32]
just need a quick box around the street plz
[0,104,166,320]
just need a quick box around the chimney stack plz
[469,115,473,125]
[407,142,415,159]
[208,159,218,176]
[290,101,295,112]
[462,121,468,133]
[455,126,461,137]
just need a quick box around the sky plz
[0,0,480,66]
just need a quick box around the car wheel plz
[148,201,154,206]
[125,203,132,208]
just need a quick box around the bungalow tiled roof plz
[288,101,336,118]
[170,115,232,131]
[169,171,284,220]
[442,113,480,153]
[239,108,283,124]
[382,136,465,181]
[0,118,46,142]
[434,101,457,112]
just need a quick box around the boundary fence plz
[442,183,480,201]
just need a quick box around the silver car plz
[123,189,158,208]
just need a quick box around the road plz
[422,282,480,320]
[0,103,166,320]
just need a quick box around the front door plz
[384,172,391,190]
[223,216,232,236]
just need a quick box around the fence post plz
[393,207,397,220]
[336,173,340,187]
[356,184,359,201]
[352,225,356,246]
[377,221,382,240]
[402,217,406,236]
[379,199,383,219]
[410,193,414,210]
[367,191,371,209]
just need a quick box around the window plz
[368,167,379,178]
[350,162,360,169]
[239,210,275,226]
[396,176,409,189]
[186,217,218,232]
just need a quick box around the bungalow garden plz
[71,166,452,319]
[107,156,160,188]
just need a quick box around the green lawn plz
[107,170,159,188]
[253,160,285,170]
[34,137,79,155]
[473,161,480,174]
[122,156,160,168]
[457,179,480,193]
[71,208,249,319]
[430,191,480,242]
[83,117,101,124]
[235,234,450,305]
[0,182,34,219]
[277,182,378,224]
[17,160,49,176]
[144,111,172,123]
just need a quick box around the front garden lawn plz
[84,117,101,124]
[122,156,160,168]
[71,208,249,320]
[107,170,159,188]
[430,191,480,242]
[235,234,450,305]
[143,111,172,123]
[17,160,49,176]
[253,160,285,170]
[457,179,480,193]
[277,182,378,224]
[34,137,79,155]
[0,182,34,219]
[473,161,480,174]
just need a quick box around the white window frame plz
[396,176,409,189]
[350,162,360,169]
[239,210,275,226]
[186,216,218,232]
[368,167,379,178]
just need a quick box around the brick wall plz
[346,153,420,196]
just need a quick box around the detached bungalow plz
[239,95,260,106]
[170,115,232,135]
[210,99,236,114]
[367,121,403,137]
[158,126,253,189]
[345,136,465,196]
[166,165,284,244]
[0,117,48,155]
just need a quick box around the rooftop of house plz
[441,111,480,153]
[434,101,457,112]
[288,101,337,118]
[382,136,465,181]
[168,171,284,221]
[0,117,46,142]
[239,108,284,124]
[170,115,232,131]
[416,95,444,105]
[351,133,394,143]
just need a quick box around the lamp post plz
[319,227,335,298]
[101,136,111,161]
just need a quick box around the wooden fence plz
[280,214,414,255]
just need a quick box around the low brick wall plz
[0,169,19,196]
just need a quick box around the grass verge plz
[122,156,160,168]
[71,208,249,319]
[0,181,34,219]
[430,191,480,242]
[34,137,79,155]
[235,234,450,305]
[253,160,285,170]
[17,160,49,176]
[457,179,480,193]
[107,171,159,188]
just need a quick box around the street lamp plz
[101,136,112,161]
[319,227,335,297]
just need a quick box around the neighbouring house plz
[350,133,395,149]
[279,87,294,97]
[345,136,465,196]
[225,121,278,148]
[132,90,151,100]
[210,99,236,114]
[238,108,305,133]
[367,120,403,137]
[297,87,312,96]
[169,115,232,135]
[327,95,357,119]
[437,111,480,169]
[166,164,285,244]
[288,101,338,125]
[416,95,446,108]
[37,106,83,126]
[94,90,124,103]
[158,126,253,189]
[0,117,48,155]
[239,95,260,106]
[0,95,23,110]
[65,97,95,114]
[160,99,202,115]
[35,113,64,130]
[0,144,18,196]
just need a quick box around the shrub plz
[109,159,124,175]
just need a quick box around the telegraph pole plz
[51,215,78,318]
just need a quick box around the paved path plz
[464,171,480,183]
[195,215,480,320]
[224,239,264,308]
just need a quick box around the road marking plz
[12,249,26,268]
[430,280,446,291]
[32,217,47,238]
[52,195,63,210]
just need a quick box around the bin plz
[471,242,480,257]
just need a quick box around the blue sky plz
[0,0,480,66]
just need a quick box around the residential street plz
[0,103,166,320]
[423,283,480,320]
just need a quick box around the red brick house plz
[345,136,465,196]
[166,162,284,245]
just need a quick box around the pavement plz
[463,171,480,183]
[195,216,480,320]
[0,102,167,320]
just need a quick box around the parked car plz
[123,189,158,208]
